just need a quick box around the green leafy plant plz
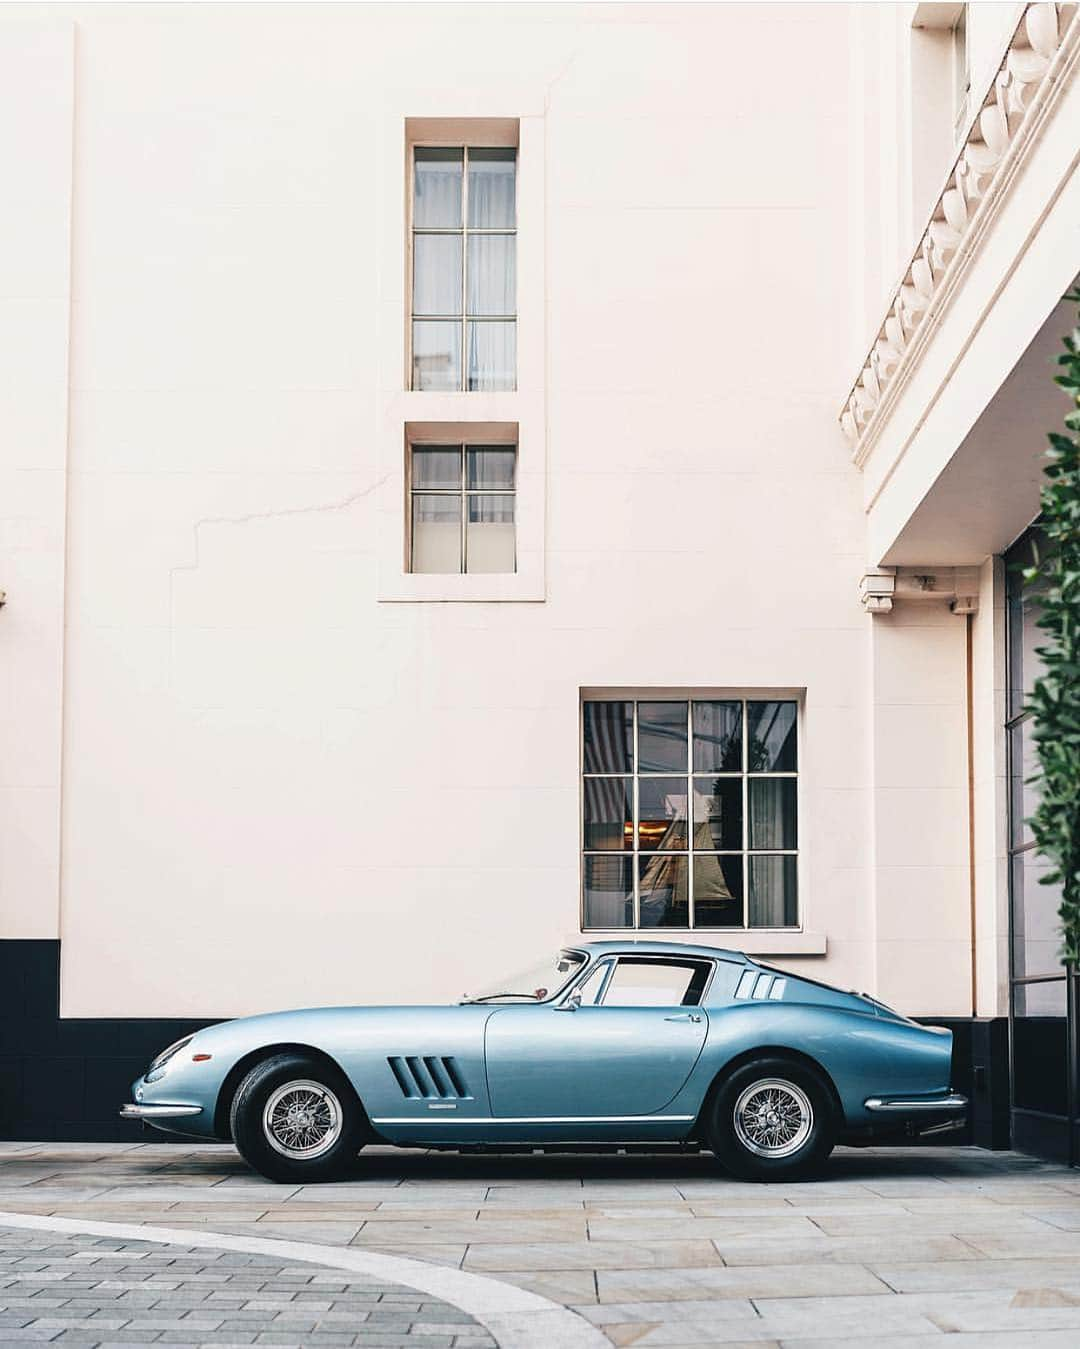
[1024,291,1080,964]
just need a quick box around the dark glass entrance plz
[1006,528,1078,1162]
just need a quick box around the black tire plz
[706,1056,837,1182]
[229,1053,365,1183]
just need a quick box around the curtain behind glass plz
[468,148,516,227]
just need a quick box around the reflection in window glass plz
[639,854,689,927]
[583,855,632,928]
[411,494,460,574]
[413,234,462,316]
[583,779,632,852]
[638,702,688,772]
[693,701,742,771]
[692,854,743,927]
[693,777,742,850]
[583,702,633,775]
[602,960,705,1007]
[637,777,688,851]
[748,701,797,771]
[582,698,798,930]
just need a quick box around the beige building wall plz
[2,2,1031,1023]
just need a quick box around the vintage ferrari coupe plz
[122,941,967,1182]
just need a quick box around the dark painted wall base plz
[1,939,1014,1147]
[0,940,221,1142]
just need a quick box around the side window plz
[600,958,711,1008]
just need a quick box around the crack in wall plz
[169,473,392,589]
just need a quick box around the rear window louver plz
[734,970,786,1001]
[387,1055,472,1100]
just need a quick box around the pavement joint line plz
[0,1211,609,1349]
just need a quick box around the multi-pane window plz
[410,443,516,574]
[581,698,799,931]
[411,146,516,392]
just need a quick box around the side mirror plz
[557,990,582,1012]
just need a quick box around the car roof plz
[564,939,753,964]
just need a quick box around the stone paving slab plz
[3,1144,1080,1344]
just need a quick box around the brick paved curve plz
[0,1225,496,1348]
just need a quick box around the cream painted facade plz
[0,2,1075,1048]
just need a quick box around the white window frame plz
[580,692,805,935]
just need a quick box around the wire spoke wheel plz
[732,1077,813,1159]
[262,1079,344,1160]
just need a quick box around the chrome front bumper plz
[120,1103,203,1120]
[864,1093,968,1113]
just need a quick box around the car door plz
[484,956,711,1119]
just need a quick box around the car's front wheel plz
[230,1053,365,1183]
[706,1057,837,1181]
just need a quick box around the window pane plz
[1009,718,1040,850]
[693,701,742,771]
[466,494,515,574]
[1012,850,1065,980]
[638,777,688,851]
[748,778,797,850]
[413,234,462,316]
[414,147,463,227]
[638,701,688,772]
[583,702,633,774]
[583,778,632,851]
[748,701,797,771]
[412,320,461,391]
[467,320,515,391]
[467,447,515,490]
[411,493,460,573]
[468,147,516,227]
[692,777,742,851]
[467,235,516,316]
[583,855,633,928]
[692,854,743,927]
[748,855,797,927]
[639,855,689,928]
[411,447,461,490]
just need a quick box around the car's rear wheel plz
[230,1053,365,1183]
[706,1056,836,1181]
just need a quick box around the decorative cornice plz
[841,2,1080,465]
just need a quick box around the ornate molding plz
[841,2,1080,464]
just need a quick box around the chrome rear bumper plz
[120,1103,202,1120]
[864,1093,968,1113]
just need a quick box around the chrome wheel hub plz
[262,1080,343,1160]
[733,1077,813,1159]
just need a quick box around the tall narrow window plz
[581,697,799,931]
[410,443,516,574]
[411,146,517,392]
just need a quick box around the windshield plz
[461,949,587,1004]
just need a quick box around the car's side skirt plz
[371,1113,696,1126]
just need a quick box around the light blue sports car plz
[121,941,967,1183]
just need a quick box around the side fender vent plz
[388,1055,472,1100]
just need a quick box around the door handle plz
[664,1013,703,1023]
